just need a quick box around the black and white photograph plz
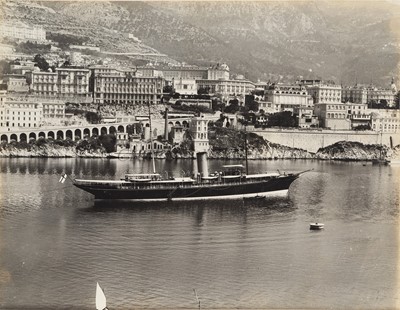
[0,0,400,309]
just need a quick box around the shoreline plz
[0,155,387,162]
[0,135,396,162]
[0,152,394,162]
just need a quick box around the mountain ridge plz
[4,0,400,86]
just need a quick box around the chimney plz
[196,152,208,178]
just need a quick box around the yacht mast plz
[244,123,249,175]
[148,101,156,174]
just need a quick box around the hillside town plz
[0,20,399,157]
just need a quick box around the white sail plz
[96,282,107,310]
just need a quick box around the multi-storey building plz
[254,81,271,92]
[314,102,371,130]
[172,78,198,95]
[3,75,29,93]
[0,23,46,42]
[257,101,281,114]
[156,63,230,82]
[42,100,65,120]
[341,85,368,104]
[56,67,90,98]
[314,102,351,130]
[207,63,230,80]
[136,67,164,78]
[305,83,342,105]
[0,98,43,129]
[264,84,313,112]
[160,66,208,81]
[342,80,397,107]
[28,71,58,97]
[91,66,164,105]
[347,102,371,128]
[257,84,317,128]
[370,109,400,133]
[296,107,319,128]
[298,79,323,86]
[196,78,255,103]
[10,60,36,75]
[366,86,395,107]
[28,67,91,99]
[0,92,66,129]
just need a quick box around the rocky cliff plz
[315,141,390,161]
[207,127,313,159]
[0,139,107,158]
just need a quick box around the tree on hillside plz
[354,124,371,131]
[198,86,210,95]
[47,32,87,49]
[369,99,391,109]
[245,100,259,112]
[33,54,50,71]
[163,85,174,94]
[212,98,224,112]
[16,42,51,54]
[267,111,297,128]
[99,134,116,153]
[224,99,240,114]
[85,111,101,124]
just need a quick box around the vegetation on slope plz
[316,141,388,161]
[0,135,117,157]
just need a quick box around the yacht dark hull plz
[74,174,300,201]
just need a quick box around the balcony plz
[351,114,371,120]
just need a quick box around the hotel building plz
[0,99,43,129]
[90,66,164,105]
[0,23,46,42]
[28,71,58,97]
[341,85,368,104]
[264,84,313,112]
[160,66,208,81]
[56,67,90,99]
[196,78,255,103]
[0,92,66,129]
[305,83,342,105]
[28,67,91,100]
[342,82,397,107]
[366,86,396,107]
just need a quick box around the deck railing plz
[75,174,294,190]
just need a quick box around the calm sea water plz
[0,158,399,309]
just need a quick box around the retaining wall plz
[252,129,400,153]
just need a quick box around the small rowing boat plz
[310,222,324,230]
